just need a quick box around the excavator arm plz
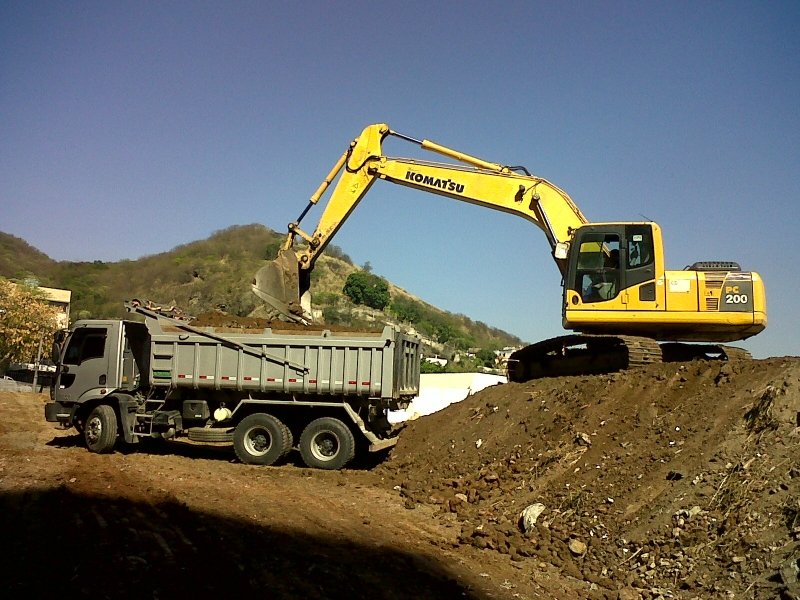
[253,123,588,321]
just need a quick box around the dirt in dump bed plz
[374,357,800,598]
[190,309,382,333]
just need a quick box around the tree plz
[342,272,390,310]
[477,348,497,367]
[389,296,424,324]
[0,278,60,368]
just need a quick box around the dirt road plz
[0,392,573,600]
[2,357,799,599]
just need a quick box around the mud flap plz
[342,404,399,452]
[115,395,139,443]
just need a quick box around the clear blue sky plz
[1,1,798,358]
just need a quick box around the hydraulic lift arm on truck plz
[253,124,767,381]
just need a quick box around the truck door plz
[55,326,111,403]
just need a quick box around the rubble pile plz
[378,358,800,598]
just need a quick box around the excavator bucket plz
[252,248,309,323]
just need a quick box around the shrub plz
[325,244,353,265]
[314,291,340,306]
[343,272,390,310]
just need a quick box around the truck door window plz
[63,328,107,365]
[575,234,621,303]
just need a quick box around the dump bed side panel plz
[145,319,420,399]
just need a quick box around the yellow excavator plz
[253,124,766,381]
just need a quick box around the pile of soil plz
[4,356,799,599]
[377,357,800,598]
[190,309,382,333]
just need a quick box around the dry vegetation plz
[0,226,522,358]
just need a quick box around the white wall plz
[388,372,507,423]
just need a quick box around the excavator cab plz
[563,223,660,327]
[565,224,657,309]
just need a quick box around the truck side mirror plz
[52,330,66,363]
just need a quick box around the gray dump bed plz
[144,317,421,400]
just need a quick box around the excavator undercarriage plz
[506,335,752,383]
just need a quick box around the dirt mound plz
[190,309,381,333]
[377,358,800,597]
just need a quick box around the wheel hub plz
[86,416,102,444]
[311,432,339,461]
[244,427,272,456]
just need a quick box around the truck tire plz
[187,427,234,443]
[233,413,287,466]
[279,422,294,458]
[84,404,117,454]
[299,417,355,470]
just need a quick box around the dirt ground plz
[2,357,799,599]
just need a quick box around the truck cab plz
[47,320,148,431]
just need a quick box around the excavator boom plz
[253,123,588,319]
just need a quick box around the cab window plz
[63,328,107,365]
[575,234,621,303]
[626,226,654,269]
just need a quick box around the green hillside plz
[1,225,523,361]
[0,232,57,280]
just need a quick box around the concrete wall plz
[389,372,507,423]
[0,379,36,393]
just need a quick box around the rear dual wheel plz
[299,417,355,470]
[233,413,292,466]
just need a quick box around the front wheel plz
[84,404,117,454]
[299,417,355,470]
[233,413,287,466]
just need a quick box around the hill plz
[0,225,522,360]
[0,232,57,280]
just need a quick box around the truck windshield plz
[63,328,107,365]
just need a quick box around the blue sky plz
[1,1,798,358]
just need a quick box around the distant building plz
[494,346,522,368]
[423,355,448,367]
[38,286,72,329]
[6,282,71,329]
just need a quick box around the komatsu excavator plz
[253,124,766,381]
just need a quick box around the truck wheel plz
[299,417,355,470]
[279,423,294,458]
[84,404,117,454]
[233,413,286,466]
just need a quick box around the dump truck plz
[45,301,420,469]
